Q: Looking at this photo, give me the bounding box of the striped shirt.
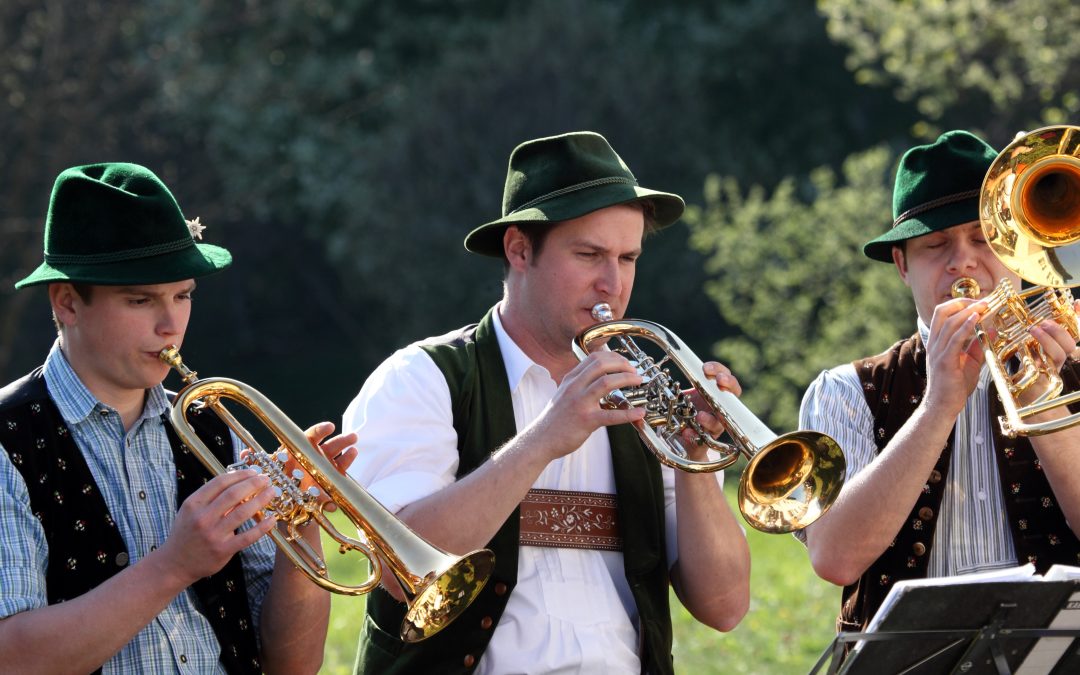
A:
[0,341,276,674]
[797,322,1017,577]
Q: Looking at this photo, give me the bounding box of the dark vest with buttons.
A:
[0,368,261,675]
[840,334,1080,633]
[354,308,674,675]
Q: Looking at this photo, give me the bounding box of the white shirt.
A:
[345,307,709,674]
[797,320,1017,577]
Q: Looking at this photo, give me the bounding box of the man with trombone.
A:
[344,131,750,674]
[0,163,356,673]
[798,129,1080,634]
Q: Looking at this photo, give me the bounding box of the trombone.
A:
[954,125,1080,437]
[159,347,495,642]
[573,304,846,534]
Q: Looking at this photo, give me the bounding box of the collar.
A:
[42,339,171,428]
[492,304,550,393]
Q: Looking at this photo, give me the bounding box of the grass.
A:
[317,483,840,674]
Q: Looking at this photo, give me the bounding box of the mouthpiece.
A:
[159,346,199,385]
[591,303,614,322]
[951,277,981,299]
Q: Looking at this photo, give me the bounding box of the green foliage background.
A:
[2,1,1079,672]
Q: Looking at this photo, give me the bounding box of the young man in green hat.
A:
[344,131,750,674]
[797,131,1080,633]
[0,163,357,673]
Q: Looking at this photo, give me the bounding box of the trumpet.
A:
[953,124,1080,437]
[159,347,494,642]
[572,304,846,533]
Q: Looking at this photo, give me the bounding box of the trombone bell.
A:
[159,347,494,642]
[573,305,846,533]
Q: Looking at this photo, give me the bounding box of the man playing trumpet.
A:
[0,163,356,673]
[798,130,1080,633]
[344,131,750,674]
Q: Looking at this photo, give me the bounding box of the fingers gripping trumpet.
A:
[572,304,846,534]
[159,347,495,642]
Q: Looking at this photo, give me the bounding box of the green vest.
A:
[355,308,674,674]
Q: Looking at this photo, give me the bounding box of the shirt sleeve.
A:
[792,363,878,544]
[0,440,50,619]
[343,344,460,515]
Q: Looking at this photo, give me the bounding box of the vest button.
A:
[115,552,129,567]
[912,542,927,556]
[480,616,493,630]
[918,507,934,521]
[493,582,508,596]
[929,470,942,484]
[179,654,188,664]
[463,654,476,667]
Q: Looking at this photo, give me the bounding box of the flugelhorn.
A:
[952,124,1080,437]
[159,347,494,642]
[572,304,846,533]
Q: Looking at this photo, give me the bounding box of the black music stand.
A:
[808,580,1080,675]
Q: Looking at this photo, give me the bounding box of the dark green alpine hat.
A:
[464,131,685,257]
[15,162,232,288]
[863,130,998,262]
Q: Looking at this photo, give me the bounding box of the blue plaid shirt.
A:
[0,342,276,674]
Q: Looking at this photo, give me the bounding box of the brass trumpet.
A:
[952,124,1080,437]
[159,347,494,642]
[572,304,846,534]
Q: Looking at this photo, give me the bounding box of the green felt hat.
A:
[863,130,998,262]
[464,131,685,256]
[15,162,232,288]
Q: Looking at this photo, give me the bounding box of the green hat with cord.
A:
[15,162,231,288]
[863,130,998,263]
[464,131,685,257]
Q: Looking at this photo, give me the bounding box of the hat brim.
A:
[863,197,980,263]
[14,243,232,288]
[464,183,685,257]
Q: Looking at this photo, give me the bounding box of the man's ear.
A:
[503,226,530,271]
[49,283,79,328]
[891,245,911,288]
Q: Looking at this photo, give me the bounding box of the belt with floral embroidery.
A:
[518,488,622,551]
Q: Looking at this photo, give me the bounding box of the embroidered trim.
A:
[519,488,622,551]
[508,177,638,215]
[892,189,979,228]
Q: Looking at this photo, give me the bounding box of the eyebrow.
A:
[571,239,643,257]
[116,282,197,297]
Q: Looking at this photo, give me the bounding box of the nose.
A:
[156,303,183,337]
[947,237,979,275]
[595,257,623,298]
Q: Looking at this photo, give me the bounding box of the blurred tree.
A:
[685,147,914,430]
[140,0,913,373]
[817,0,1080,139]
[688,0,1080,431]
[0,0,176,376]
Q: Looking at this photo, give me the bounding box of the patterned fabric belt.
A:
[518,489,622,551]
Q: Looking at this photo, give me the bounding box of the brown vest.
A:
[840,334,1080,632]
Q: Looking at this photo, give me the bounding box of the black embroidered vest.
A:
[354,308,674,675]
[0,368,261,675]
[841,335,1080,632]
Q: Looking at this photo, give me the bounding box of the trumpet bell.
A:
[982,126,1080,287]
[738,431,846,534]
